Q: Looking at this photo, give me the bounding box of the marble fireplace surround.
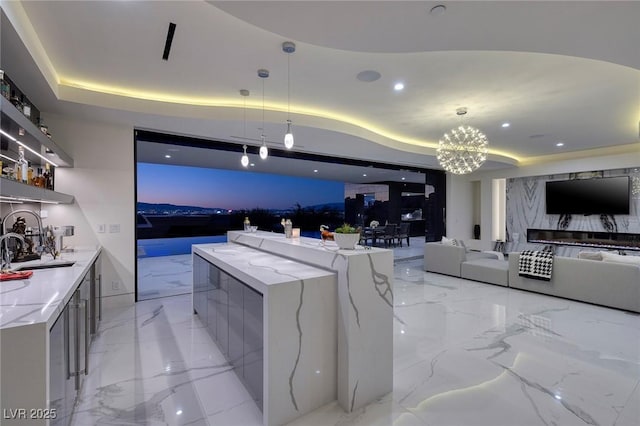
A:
[506,167,639,257]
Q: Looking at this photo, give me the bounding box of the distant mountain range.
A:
[137,201,344,214]
[137,202,227,214]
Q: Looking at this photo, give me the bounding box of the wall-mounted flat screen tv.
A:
[545,176,630,215]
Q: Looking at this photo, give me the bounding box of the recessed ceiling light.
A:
[250,163,255,167]
[176,410,183,415]
[363,173,367,177]
[356,70,381,82]
[394,82,405,91]
[401,177,406,180]
[556,142,565,147]
[501,123,510,128]
[164,154,171,158]
[313,169,318,173]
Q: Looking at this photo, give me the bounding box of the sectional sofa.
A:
[508,253,640,313]
[423,242,640,313]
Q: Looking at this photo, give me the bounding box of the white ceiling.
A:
[3,1,640,179]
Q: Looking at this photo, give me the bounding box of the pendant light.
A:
[241,144,249,168]
[239,89,250,167]
[258,69,269,160]
[282,41,296,150]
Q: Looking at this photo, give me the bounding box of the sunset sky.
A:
[137,163,345,210]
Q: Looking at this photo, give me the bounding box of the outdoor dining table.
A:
[362,226,387,246]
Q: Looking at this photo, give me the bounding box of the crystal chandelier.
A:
[437,107,489,175]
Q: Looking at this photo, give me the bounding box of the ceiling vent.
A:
[162,22,177,61]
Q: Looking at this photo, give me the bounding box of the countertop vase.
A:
[334,232,360,250]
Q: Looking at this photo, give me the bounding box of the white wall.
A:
[44,113,135,308]
[447,151,640,251]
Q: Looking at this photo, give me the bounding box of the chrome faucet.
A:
[0,232,25,271]
[1,209,45,253]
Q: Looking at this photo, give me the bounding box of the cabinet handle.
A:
[64,307,70,380]
[98,274,102,321]
[83,299,89,375]
[74,298,80,390]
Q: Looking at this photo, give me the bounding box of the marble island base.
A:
[227,230,394,413]
[192,243,337,426]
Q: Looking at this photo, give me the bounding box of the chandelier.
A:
[437,107,489,175]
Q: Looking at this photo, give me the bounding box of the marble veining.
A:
[66,256,640,426]
[501,365,599,425]
[289,281,305,412]
[367,253,393,308]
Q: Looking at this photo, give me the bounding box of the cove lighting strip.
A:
[0,195,59,204]
[0,129,59,167]
[0,153,18,163]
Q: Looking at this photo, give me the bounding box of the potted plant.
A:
[333,223,361,250]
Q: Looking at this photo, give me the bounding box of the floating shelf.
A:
[0,177,74,204]
[1,96,73,167]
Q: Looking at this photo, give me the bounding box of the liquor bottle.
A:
[21,95,31,118]
[27,162,34,185]
[244,217,251,231]
[0,70,10,100]
[17,147,28,183]
[10,90,23,112]
[44,163,53,190]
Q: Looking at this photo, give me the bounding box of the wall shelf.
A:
[1,96,73,167]
[0,177,74,204]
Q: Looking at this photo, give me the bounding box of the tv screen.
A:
[545,177,630,215]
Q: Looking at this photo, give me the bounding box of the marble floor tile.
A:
[74,255,640,426]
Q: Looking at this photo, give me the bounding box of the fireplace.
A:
[527,229,640,251]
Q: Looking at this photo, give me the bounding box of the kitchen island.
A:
[227,230,394,414]
[0,247,102,426]
[193,243,337,426]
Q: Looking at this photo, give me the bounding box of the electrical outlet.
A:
[97,224,105,233]
[111,281,120,291]
[109,224,120,233]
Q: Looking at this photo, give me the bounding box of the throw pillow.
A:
[441,236,458,246]
[600,251,640,266]
[578,251,603,261]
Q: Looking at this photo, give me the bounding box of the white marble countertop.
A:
[228,230,390,265]
[0,247,102,330]
[193,243,335,294]
[229,230,389,255]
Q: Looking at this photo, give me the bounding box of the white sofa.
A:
[424,242,500,277]
[508,253,640,313]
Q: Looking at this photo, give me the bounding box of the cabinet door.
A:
[228,276,244,378]
[192,255,207,324]
[206,263,218,340]
[65,299,77,423]
[49,310,68,426]
[216,271,229,356]
[243,285,263,410]
[76,283,89,391]
[90,258,101,335]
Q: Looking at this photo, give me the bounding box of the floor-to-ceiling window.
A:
[134,130,443,301]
